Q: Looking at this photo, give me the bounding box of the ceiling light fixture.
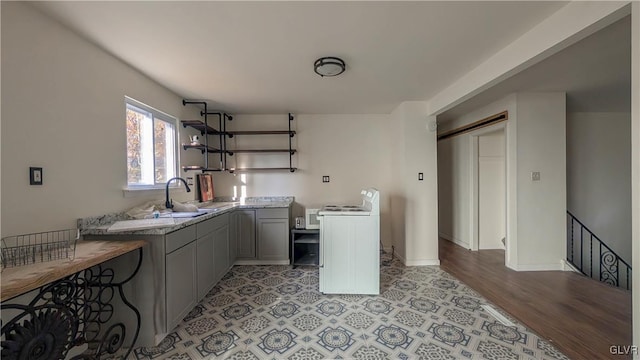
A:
[314,57,346,77]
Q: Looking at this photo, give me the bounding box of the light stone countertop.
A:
[79,197,294,236]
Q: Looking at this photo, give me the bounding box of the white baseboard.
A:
[510,263,564,271]
[439,232,471,250]
[388,251,438,266]
[561,259,580,272]
[234,259,290,266]
[405,259,441,266]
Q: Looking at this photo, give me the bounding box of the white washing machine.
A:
[318,188,380,294]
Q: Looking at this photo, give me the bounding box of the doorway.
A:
[470,125,506,251]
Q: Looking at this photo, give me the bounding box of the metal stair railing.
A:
[566,211,632,290]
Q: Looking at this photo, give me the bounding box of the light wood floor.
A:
[439,238,632,360]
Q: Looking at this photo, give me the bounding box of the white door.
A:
[478,129,506,250]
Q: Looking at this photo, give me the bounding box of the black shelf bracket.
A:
[288,113,294,171]
[202,111,233,169]
[183,101,232,171]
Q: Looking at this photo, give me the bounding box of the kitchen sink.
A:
[197,202,237,211]
[161,207,224,218]
[107,218,177,232]
[106,208,221,232]
[163,209,211,218]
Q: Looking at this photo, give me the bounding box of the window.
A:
[125,97,178,187]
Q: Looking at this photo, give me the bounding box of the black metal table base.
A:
[1,248,143,360]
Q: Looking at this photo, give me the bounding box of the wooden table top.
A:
[0,239,146,302]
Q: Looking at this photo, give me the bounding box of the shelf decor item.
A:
[198,174,214,202]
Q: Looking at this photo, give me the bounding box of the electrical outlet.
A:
[531,171,541,181]
[186,177,194,186]
[418,172,424,181]
[322,176,330,183]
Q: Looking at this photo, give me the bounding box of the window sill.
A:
[122,186,186,198]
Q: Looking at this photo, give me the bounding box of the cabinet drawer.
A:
[166,225,197,254]
[257,208,288,219]
[196,213,229,237]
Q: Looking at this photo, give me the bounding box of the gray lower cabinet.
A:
[86,206,289,345]
[257,218,289,260]
[234,210,256,259]
[256,208,290,262]
[84,210,235,346]
[213,223,230,283]
[229,214,238,264]
[196,232,215,300]
[196,213,230,298]
[166,239,197,332]
[233,208,290,262]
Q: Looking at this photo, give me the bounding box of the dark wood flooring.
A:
[439,238,632,360]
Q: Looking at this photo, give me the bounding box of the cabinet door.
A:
[196,232,215,300]
[166,241,197,331]
[213,223,230,283]
[235,210,256,259]
[257,218,289,261]
[228,213,238,265]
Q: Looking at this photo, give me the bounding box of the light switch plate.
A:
[531,171,541,181]
[322,176,330,183]
[30,167,43,185]
[418,172,424,181]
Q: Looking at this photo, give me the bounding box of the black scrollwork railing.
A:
[566,211,632,290]
[1,248,143,359]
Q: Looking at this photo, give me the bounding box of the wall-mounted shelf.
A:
[181,100,297,173]
[181,166,225,172]
[228,167,297,173]
[181,100,230,172]
[224,113,297,172]
[182,144,226,154]
[227,130,295,138]
[180,120,225,135]
[227,149,296,155]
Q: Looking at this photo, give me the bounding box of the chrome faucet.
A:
[165,177,191,209]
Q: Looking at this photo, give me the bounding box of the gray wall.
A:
[567,112,632,264]
[1,1,203,236]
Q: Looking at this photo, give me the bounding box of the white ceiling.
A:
[439,14,632,121]
[30,1,568,114]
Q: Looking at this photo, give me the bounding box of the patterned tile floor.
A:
[132,254,569,359]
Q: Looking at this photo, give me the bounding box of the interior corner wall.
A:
[389,105,407,262]
[567,112,632,264]
[630,1,639,353]
[436,134,471,248]
[390,101,439,266]
[209,114,394,250]
[515,92,567,270]
[1,2,202,236]
[0,1,3,240]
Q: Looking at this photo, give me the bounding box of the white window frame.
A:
[124,96,180,193]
